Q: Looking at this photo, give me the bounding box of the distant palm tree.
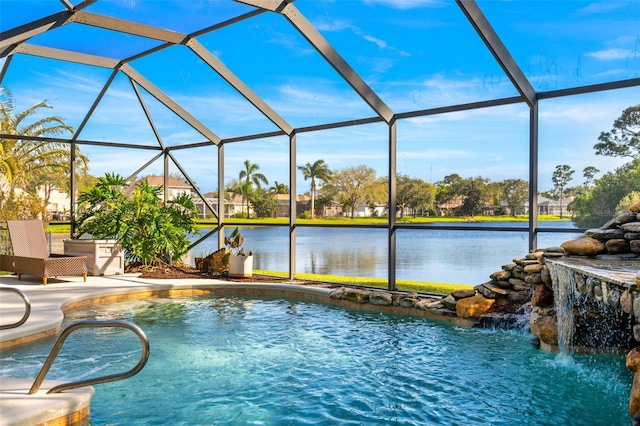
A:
[297,159,332,219]
[237,160,268,215]
[228,179,252,216]
[270,181,289,194]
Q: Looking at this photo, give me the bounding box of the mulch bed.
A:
[129,263,302,283]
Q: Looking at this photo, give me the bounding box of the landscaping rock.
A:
[456,294,495,319]
[490,270,511,281]
[441,294,457,310]
[561,237,606,256]
[529,309,558,347]
[451,289,476,300]
[531,284,553,308]
[370,291,393,305]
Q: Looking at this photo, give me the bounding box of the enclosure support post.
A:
[163,153,169,205]
[218,143,225,250]
[70,140,77,236]
[289,131,297,280]
[529,102,539,251]
[388,118,397,291]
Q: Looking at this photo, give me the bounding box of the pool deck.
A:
[0,273,333,426]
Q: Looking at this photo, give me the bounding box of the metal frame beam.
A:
[72,11,186,44]
[186,39,294,135]
[120,64,222,145]
[0,11,73,55]
[12,44,119,68]
[457,0,536,108]
[237,0,395,124]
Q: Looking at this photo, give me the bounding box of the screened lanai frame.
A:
[1,0,640,290]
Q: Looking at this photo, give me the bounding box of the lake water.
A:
[188,221,581,285]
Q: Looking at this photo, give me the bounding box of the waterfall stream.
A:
[547,262,578,354]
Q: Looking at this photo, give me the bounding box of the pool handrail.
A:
[28,320,150,395]
[0,287,31,330]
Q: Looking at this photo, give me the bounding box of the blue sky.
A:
[1,0,639,194]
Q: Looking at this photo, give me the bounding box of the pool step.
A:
[0,378,94,426]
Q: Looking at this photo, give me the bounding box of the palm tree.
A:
[228,179,253,216]
[297,159,332,219]
[270,181,289,194]
[238,160,268,215]
[0,87,87,216]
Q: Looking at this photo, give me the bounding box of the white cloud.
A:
[363,0,444,10]
[586,48,633,61]
[312,15,409,57]
[576,2,629,15]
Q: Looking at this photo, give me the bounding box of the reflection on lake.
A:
[189,221,581,285]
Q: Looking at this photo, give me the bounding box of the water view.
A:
[189,221,581,285]
[0,295,630,425]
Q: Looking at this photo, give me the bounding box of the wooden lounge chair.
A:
[0,220,87,285]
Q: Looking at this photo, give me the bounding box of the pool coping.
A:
[0,273,338,426]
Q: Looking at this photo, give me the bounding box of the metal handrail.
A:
[28,320,150,395]
[0,287,31,330]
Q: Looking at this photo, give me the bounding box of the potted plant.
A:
[224,227,253,278]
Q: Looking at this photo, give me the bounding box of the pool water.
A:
[0,295,632,425]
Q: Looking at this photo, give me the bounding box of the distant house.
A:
[346,202,387,217]
[274,194,311,218]
[321,200,343,218]
[436,196,464,216]
[193,192,241,219]
[46,188,72,220]
[532,195,575,217]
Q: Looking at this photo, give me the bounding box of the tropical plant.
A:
[270,180,289,194]
[297,159,332,219]
[74,173,199,266]
[224,227,250,257]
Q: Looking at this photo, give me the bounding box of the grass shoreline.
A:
[46,215,570,232]
[195,214,570,227]
[258,270,474,294]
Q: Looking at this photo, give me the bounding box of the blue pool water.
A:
[0,295,631,425]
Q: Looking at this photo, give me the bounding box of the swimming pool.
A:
[0,295,631,425]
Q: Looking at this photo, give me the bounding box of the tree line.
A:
[195,104,640,224]
[2,85,638,227]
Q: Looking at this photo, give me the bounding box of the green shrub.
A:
[75,173,199,266]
